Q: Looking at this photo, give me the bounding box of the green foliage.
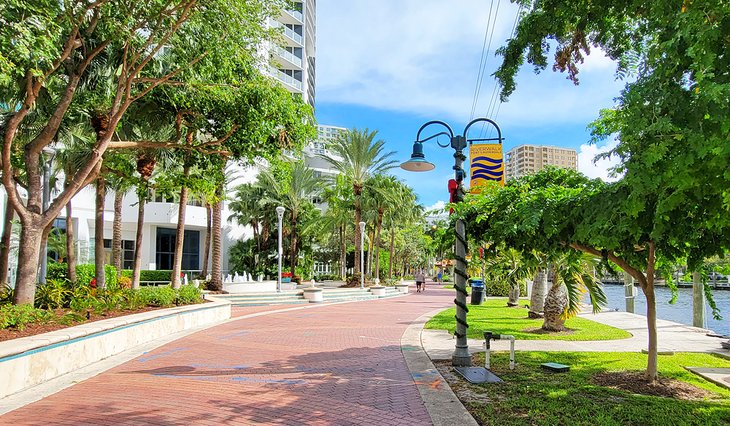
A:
[314,274,338,281]
[483,280,526,298]
[34,279,72,310]
[176,284,202,305]
[0,284,13,304]
[50,264,118,288]
[0,304,53,330]
[426,299,630,341]
[138,286,177,307]
[464,352,730,426]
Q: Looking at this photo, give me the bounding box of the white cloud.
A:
[318,0,625,127]
[426,200,446,212]
[577,139,622,182]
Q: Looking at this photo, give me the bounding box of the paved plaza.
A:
[1,282,728,425]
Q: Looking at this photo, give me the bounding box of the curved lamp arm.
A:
[416,120,455,148]
[462,117,503,144]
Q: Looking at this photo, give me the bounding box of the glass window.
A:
[156,228,200,270]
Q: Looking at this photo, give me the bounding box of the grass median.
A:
[425,298,631,340]
[442,351,730,425]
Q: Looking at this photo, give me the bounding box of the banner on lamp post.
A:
[469,143,504,192]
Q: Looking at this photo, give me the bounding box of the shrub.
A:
[0,304,53,330]
[0,284,13,304]
[140,270,173,282]
[34,279,72,309]
[484,280,527,297]
[118,276,132,289]
[138,286,176,307]
[315,274,338,281]
[176,284,202,305]
[70,296,105,316]
[64,264,118,288]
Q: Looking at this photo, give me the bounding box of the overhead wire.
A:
[469,0,501,121]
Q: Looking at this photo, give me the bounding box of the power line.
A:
[469,0,501,121]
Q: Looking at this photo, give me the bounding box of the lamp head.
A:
[276,206,285,218]
[400,142,435,172]
[359,221,365,232]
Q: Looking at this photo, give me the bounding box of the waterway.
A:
[598,284,730,336]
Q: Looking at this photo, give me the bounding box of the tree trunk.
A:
[12,223,43,305]
[542,282,568,331]
[0,199,14,285]
[692,271,705,328]
[508,282,521,307]
[201,202,212,279]
[388,228,395,279]
[209,185,223,291]
[643,243,659,382]
[94,177,106,288]
[289,216,298,275]
[374,212,383,281]
[131,189,147,289]
[339,224,346,280]
[528,268,548,318]
[112,190,124,277]
[171,167,190,289]
[366,229,374,278]
[65,200,77,283]
[354,190,362,275]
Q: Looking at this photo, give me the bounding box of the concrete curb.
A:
[401,308,478,426]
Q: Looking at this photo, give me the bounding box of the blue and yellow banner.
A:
[470,143,504,192]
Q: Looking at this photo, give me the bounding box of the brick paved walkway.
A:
[1,284,453,425]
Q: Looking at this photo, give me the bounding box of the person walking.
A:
[415,270,425,293]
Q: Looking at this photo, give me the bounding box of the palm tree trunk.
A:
[529,268,548,318]
[209,184,223,291]
[339,224,346,280]
[542,282,568,331]
[131,187,147,289]
[112,190,124,277]
[388,228,395,279]
[171,165,190,289]
[0,199,14,285]
[290,216,298,275]
[65,200,77,283]
[374,212,383,281]
[366,229,374,278]
[94,176,106,288]
[354,191,362,275]
[201,203,212,279]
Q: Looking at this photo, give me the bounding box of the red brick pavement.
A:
[1,284,454,425]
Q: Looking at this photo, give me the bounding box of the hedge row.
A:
[48,264,180,284]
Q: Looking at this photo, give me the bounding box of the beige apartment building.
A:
[504,144,578,180]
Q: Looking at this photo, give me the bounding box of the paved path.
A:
[424,306,730,360]
[0,284,461,425]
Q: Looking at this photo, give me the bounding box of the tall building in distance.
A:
[504,144,578,180]
[268,0,316,109]
[303,124,347,208]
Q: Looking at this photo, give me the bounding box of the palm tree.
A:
[542,251,607,331]
[257,161,321,275]
[384,185,422,278]
[488,248,535,307]
[321,129,397,276]
[363,175,402,282]
[320,176,354,279]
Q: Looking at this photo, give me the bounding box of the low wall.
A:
[0,298,231,399]
[223,280,277,293]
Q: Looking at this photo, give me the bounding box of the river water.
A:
[597,284,730,336]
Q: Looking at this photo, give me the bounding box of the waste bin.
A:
[469,279,485,305]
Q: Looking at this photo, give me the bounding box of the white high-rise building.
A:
[505,144,578,180]
[268,0,316,109]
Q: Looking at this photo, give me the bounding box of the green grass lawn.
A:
[426,298,632,340]
[459,351,730,426]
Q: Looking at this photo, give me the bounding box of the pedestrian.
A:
[415,270,425,293]
[437,270,443,284]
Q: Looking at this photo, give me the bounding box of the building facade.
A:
[267,0,316,109]
[504,144,578,180]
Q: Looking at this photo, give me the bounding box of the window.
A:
[155,228,200,270]
[103,239,135,269]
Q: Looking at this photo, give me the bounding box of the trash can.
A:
[469,279,485,305]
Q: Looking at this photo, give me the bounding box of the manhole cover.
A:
[454,367,502,383]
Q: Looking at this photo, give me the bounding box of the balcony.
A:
[270,20,303,46]
[281,9,304,23]
[272,46,302,68]
[269,67,303,91]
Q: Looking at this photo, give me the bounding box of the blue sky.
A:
[314,0,626,210]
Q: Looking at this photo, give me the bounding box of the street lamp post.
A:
[276,206,285,293]
[359,221,365,289]
[400,118,503,367]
